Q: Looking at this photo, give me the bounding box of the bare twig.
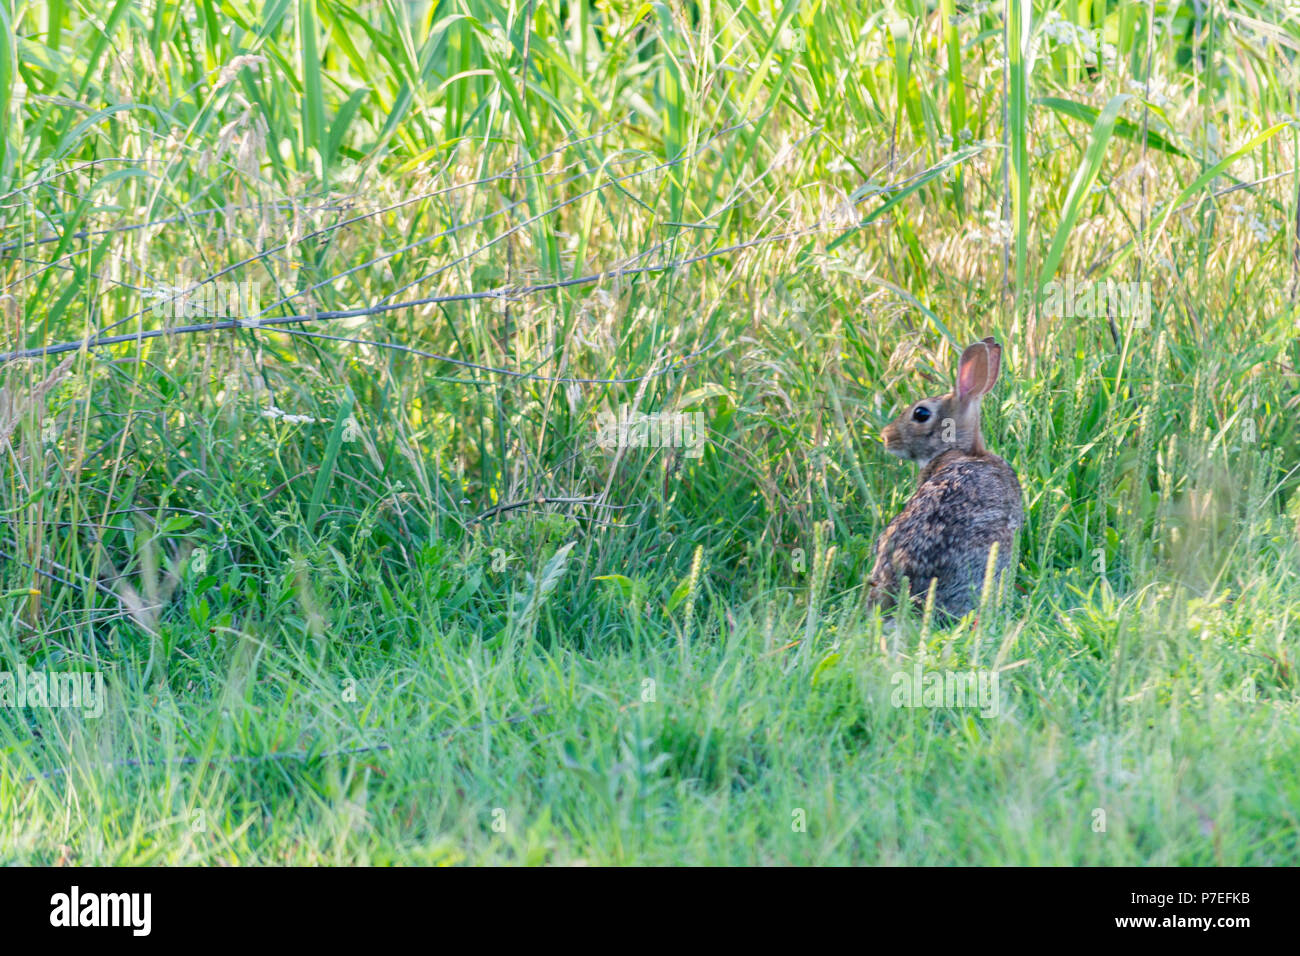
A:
[0,225,822,370]
[469,494,605,524]
[86,118,641,338]
[0,198,350,255]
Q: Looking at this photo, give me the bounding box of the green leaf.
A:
[307,388,355,533]
[1036,95,1187,158]
[594,574,636,600]
[160,514,197,534]
[1037,94,1132,294]
[811,652,842,687]
[827,143,994,252]
[448,568,482,610]
[1146,122,1290,244]
[665,575,692,614]
[676,383,730,409]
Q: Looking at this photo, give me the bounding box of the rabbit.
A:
[868,337,1023,620]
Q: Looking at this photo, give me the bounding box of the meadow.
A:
[1,0,1298,864]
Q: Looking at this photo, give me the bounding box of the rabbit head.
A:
[881,337,1002,466]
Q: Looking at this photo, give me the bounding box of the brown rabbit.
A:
[868,337,1023,620]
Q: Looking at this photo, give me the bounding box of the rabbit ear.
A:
[956,337,1001,403]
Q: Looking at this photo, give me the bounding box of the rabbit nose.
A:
[882,422,899,446]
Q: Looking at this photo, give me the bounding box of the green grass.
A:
[1,0,1298,864]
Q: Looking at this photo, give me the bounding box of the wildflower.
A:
[216,55,268,89]
[261,405,321,425]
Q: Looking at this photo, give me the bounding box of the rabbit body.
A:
[868,338,1023,619]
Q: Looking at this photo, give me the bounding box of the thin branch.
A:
[0,224,825,370]
[0,198,352,255]
[469,494,606,524]
[88,118,639,338]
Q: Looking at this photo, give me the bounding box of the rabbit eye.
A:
[911,405,931,423]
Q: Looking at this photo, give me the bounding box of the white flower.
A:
[217,55,268,89]
[1225,204,1279,245]
[967,209,1013,245]
[260,405,321,425]
[1127,76,1171,108]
